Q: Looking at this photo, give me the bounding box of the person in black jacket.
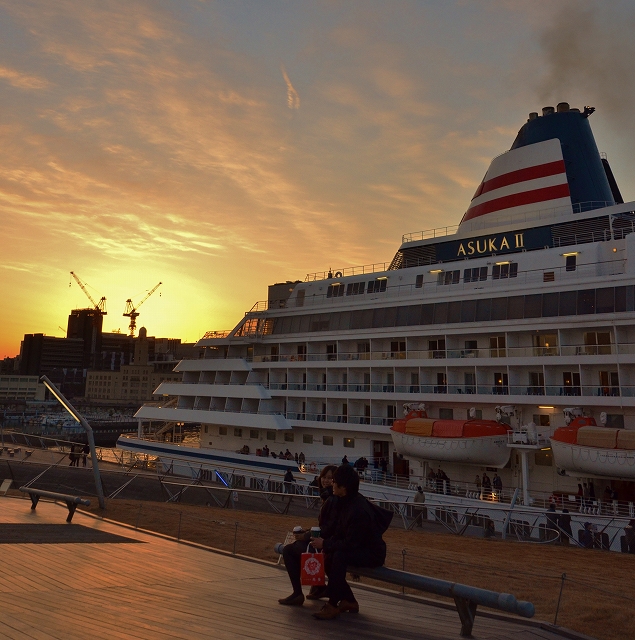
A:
[278,465,339,606]
[311,464,387,620]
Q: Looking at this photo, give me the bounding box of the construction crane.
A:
[123,282,162,337]
[69,271,107,369]
[69,271,107,316]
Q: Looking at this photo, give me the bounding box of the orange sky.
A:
[1,0,634,358]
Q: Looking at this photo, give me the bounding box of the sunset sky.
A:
[2,0,634,358]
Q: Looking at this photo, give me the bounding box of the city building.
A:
[0,375,46,401]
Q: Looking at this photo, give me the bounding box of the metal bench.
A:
[19,487,91,523]
[349,565,534,638]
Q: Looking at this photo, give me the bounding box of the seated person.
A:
[311,464,390,619]
[278,465,339,606]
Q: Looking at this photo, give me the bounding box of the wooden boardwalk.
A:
[0,496,579,640]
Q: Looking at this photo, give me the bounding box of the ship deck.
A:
[0,497,585,640]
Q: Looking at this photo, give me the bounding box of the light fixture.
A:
[40,375,105,509]
[613,248,617,253]
[561,252,579,257]
[538,406,554,409]
[429,269,443,274]
[495,261,510,265]
[376,276,388,281]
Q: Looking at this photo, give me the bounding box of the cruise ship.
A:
[119,102,635,510]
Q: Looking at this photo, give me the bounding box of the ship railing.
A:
[249,380,635,399]
[250,342,635,363]
[235,257,626,316]
[401,225,460,243]
[304,262,392,282]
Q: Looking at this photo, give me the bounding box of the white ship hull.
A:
[550,439,635,480]
[391,432,511,468]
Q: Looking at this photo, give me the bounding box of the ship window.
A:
[250,429,259,439]
[343,438,355,448]
[585,331,612,355]
[490,336,506,357]
[490,297,506,320]
[439,408,453,420]
[565,255,577,271]
[234,428,242,437]
[606,414,624,428]
[447,301,461,323]
[439,270,460,285]
[323,436,333,446]
[295,289,305,307]
[542,292,559,317]
[368,278,387,293]
[464,267,487,283]
[507,296,524,319]
[559,290,577,315]
[266,430,276,441]
[204,426,208,434]
[429,339,446,358]
[577,289,595,315]
[475,298,491,321]
[284,432,295,442]
[492,263,517,279]
[534,449,553,466]
[467,408,482,420]
[219,426,227,435]
[596,288,615,313]
[533,414,550,426]
[346,281,365,296]
[524,294,542,319]
[327,283,345,298]
[415,274,424,288]
[460,299,476,323]
[303,434,313,444]
[433,302,448,324]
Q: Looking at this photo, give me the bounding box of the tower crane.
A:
[69,271,107,316]
[123,282,162,337]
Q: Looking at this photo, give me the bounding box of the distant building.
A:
[84,328,190,402]
[67,308,103,369]
[19,334,84,376]
[0,375,46,401]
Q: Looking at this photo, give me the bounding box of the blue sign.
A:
[435,225,553,262]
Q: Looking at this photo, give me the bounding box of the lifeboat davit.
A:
[550,418,635,479]
[390,415,511,467]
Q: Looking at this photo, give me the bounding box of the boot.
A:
[278,593,304,606]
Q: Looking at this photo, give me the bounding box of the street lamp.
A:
[40,375,105,509]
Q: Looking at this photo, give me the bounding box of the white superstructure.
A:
[119,103,635,507]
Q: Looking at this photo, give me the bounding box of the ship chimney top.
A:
[542,106,555,116]
[528,112,538,121]
[557,102,570,112]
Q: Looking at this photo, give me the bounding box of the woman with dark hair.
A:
[311,464,389,619]
[278,464,339,606]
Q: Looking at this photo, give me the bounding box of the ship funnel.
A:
[528,112,538,120]
[556,102,570,112]
[542,106,555,116]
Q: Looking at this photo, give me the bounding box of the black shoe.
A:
[278,593,304,606]
[306,586,328,600]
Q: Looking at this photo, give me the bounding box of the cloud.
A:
[0,66,48,89]
[281,65,300,109]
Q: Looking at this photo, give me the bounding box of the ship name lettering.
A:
[488,238,497,252]
[515,233,524,248]
[500,236,510,250]
[458,243,466,256]
[476,239,487,253]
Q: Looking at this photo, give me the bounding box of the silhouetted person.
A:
[82,444,89,467]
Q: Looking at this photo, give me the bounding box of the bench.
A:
[19,487,91,523]
[347,565,533,638]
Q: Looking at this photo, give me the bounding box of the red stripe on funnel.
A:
[476,160,566,198]
[463,183,571,222]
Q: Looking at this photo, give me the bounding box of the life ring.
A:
[309,462,318,473]
[334,271,343,278]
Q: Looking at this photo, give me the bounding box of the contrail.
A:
[281,65,300,109]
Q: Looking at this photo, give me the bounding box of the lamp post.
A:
[40,375,105,509]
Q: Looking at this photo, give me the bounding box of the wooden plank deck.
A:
[0,496,577,640]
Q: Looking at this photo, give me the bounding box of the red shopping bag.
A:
[300,546,325,586]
